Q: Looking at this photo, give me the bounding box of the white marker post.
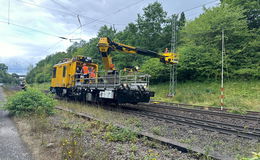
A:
[220,29,225,110]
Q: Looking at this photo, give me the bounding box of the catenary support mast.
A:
[168,15,178,97]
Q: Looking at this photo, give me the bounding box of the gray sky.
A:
[0,0,219,74]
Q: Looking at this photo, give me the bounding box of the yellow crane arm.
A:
[97,37,178,71]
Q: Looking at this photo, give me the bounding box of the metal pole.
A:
[8,0,10,24]
[168,15,177,97]
[220,29,225,110]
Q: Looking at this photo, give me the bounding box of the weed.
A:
[61,124,85,160]
[82,142,110,160]
[130,143,138,153]
[240,152,260,160]
[172,129,178,136]
[144,139,159,148]
[202,145,214,160]
[179,136,197,144]
[129,152,137,160]
[226,98,251,114]
[103,124,137,142]
[29,113,51,133]
[143,149,159,160]
[116,144,124,155]
[151,126,164,136]
[87,121,103,130]
[126,117,142,128]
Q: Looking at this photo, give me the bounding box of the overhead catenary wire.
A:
[0,19,68,39]
[177,0,219,14]
[46,0,220,53]
[44,0,148,53]
[50,0,78,15]
[4,0,221,68]
[15,0,124,26]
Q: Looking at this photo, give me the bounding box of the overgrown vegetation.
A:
[0,63,19,84]
[61,124,85,160]
[26,0,260,83]
[241,152,260,160]
[103,124,137,142]
[4,88,56,116]
[150,81,260,111]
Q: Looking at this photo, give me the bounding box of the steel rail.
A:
[150,100,260,117]
[139,103,260,121]
[55,106,232,160]
[123,106,260,140]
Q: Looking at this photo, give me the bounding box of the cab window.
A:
[63,66,66,77]
[52,67,56,78]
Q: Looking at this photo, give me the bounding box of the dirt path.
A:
[0,87,32,160]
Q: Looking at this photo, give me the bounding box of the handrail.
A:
[74,71,150,89]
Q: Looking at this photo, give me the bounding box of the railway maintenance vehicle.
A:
[50,37,178,104]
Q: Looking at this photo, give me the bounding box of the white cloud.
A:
[0,0,219,74]
[1,42,26,57]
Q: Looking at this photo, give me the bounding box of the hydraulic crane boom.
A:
[97,37,178,71]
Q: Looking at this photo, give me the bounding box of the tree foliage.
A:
[26,2,259,84]
[0,63,19,84]
[179,4,255,80]
[222,0,260,29]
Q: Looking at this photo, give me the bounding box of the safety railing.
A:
[74,70,150,89]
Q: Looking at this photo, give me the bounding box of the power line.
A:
[177,0,219,14]
[80,0,147,28]
[15,0,119,26]
[46,0,219,55]
[16,0,75,16]
[50,0,78,15]
[0,19,68,39]
[45,0,147,53]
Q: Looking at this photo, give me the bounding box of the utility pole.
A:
[168,15,177,97]
[220,28,225,110]
[8,0,10,24]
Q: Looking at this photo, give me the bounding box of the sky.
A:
[0,0,220,75]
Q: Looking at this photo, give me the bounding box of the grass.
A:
[150,80,260,111]
[29,83,50,91]
[27,80,260,112]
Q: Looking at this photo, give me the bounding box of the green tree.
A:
[97,25,116,39]
[137,2,167,51]
[0,63,8,72]
[178,12,186,30]
[222,0,260,29]
[141,58,170,82]
[178,4,256,80]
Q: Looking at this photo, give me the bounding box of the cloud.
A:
[0,0,219,74]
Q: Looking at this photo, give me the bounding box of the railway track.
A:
[122,106,260,140]
[52,92,260,140]
[55,106,231,160]
[150,100,260,117]
[140,103,260,121]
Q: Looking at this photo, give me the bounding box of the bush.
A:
[4,88,56,116]
[103,124,137,142]
[141,58,170,83]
